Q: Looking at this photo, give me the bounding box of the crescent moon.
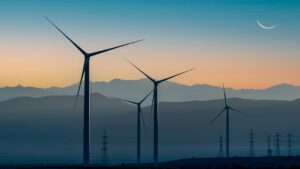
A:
[257,20,277,30]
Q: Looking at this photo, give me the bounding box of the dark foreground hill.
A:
[0,94,300,163]
[161,156,300,168]
[2,157,300,169]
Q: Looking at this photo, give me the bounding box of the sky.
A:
[0,0,300,89]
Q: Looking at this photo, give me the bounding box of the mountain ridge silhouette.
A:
[0,79,300,103]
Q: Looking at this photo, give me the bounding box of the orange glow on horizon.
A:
[1,30,300,90]
[1,47,300,90]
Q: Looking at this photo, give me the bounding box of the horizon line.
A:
[0,78,297,91]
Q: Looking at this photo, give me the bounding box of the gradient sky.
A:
[0,0,300,89]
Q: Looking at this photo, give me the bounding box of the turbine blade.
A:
[158,68,195,83]
[140,90,153,104]
[210,107,226,125]
[140,109,148,135]
[89,39,144,57]
[120,98,138,105]
[229,107,243,113]
[125,58,155,82]
[45,16,87,56]
[73,59,88,110]
[149,94,155,124]
[222,83,228,106]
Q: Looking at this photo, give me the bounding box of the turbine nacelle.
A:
[45,16,143,109]
[46,16,143,165]
[45,16,144,61]
[124,58,194,164]
[119,90,152,106]
[87,39,144,58]
[210,85,243,124]
[210,84,244,158]
[71,38,144,58]
[125,58,195,85]
[117,90,153,136]
[156,68,195,84]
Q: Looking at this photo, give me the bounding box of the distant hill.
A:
[1,79,300,102]
[0,94,299,164]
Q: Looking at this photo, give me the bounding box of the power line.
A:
[287,132,294,157]
[274,130,281,157]
[267,134,272,157]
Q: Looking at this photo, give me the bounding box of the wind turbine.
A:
[118,90,152,164]
[210,84,243,158]
[125,59,194,164]
[45,17,143,165]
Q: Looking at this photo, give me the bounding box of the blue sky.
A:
[0,0,299,88]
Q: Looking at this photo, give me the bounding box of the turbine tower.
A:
[210,84,243,158]
[249,129,254,157]
[218,134,224,158]
[125,59,194,164]
[45,17,143,165]
[119,90,152,164]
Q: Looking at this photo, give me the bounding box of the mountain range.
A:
[0,93,299,164]
[1,79,300,103]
